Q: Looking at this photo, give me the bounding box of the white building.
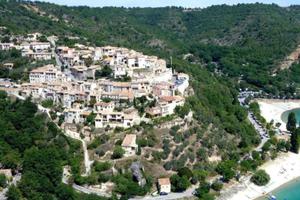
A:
[158,96,185,116]
[30,42,51,51]
[158,178,171,194]
[19,42,31,50]
[112,65,127,78]
[64,108,81,124]
[29,65,65,83]
[147,96,185,117]
[121,134,137,157]
[152,82,175,97]
[64,108,91,124]
[26,32,42,41]
[0,43,14,50]
[23,50,53,60]
[3,63,14,70]
[93,47,103,61]
[70,65,100,81]
[94,101,115,112]
[94,109,139,129]
[174,73,189,95]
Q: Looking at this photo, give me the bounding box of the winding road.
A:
[64,129,94,176]
[238,91,269,151]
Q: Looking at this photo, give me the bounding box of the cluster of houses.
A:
[0,33,179,196]
[0,32,53,60]
[14,45,189,130]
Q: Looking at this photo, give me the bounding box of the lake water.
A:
[257,177,300,200]
[281,108,300,125]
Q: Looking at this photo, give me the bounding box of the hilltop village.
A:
[0,32,194,197]
[0,33,189,130]
[4,2,300,200]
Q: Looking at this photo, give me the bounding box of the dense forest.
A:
[1,0,300,199]
[0,91,109,199]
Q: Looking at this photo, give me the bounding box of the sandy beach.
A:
[217,152,300,200]
[256,99,300,131]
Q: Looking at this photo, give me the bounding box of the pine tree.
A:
[287,112,297,132]
[291,128,300,154]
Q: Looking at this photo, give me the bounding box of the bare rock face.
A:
[130,161,146,187]
[274,45,300,75]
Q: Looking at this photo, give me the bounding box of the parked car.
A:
[160,192,168,196]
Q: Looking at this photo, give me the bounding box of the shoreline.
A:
[217,152,300,200]
[254,177,300,200]
[256,99,300,131]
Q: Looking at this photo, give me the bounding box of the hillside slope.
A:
[1,1,300,199]
[2,2,300,94]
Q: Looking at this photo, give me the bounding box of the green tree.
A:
[111,146,125,159]
[86,112,96,125]
[55,184,76,200]
[250,170,270,186]
[211,181,223,191]
[113,173,150,197]
[175,104,190,118]
[262,141,271,152]
[198,193,215,200]
[84,57,93,67]
[41,99,54,108]
[0,174,7,188]
[195,182,215,199]
[94,161,112,172]
[170,174,191,192]
[291,128,300,154]
[95,66,113,79]
[89,98,96,107]
[287,112,297,132]
[216,161,236,182]
[177,167,193,179]
[6,185,23,200]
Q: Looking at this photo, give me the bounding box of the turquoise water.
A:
[281,108,300,125]
[273,178,300,200]
[258,178,300,200]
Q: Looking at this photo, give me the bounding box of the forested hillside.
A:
[0,91,108,199]
[2,1,300,95]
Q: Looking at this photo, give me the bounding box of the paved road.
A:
[247,112,269,151]
[65,129,93,176]
[130,185,198,200]
[72,184,111,197]
[54,50,62,68]
[238,91,269,151]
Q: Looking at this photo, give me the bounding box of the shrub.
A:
[41,99,53,108]
[195,182,211,198]
[0,174,7,188]
[250,170,270,186]
[111,146,125,159]
[95,148,105,157]
[98,173,110,183]
[94,161,112,172]
[177,167,193,179]
[216,160,236,182]
[211,181,223,191]
[170,174,191,192]
[163,161,172,171]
